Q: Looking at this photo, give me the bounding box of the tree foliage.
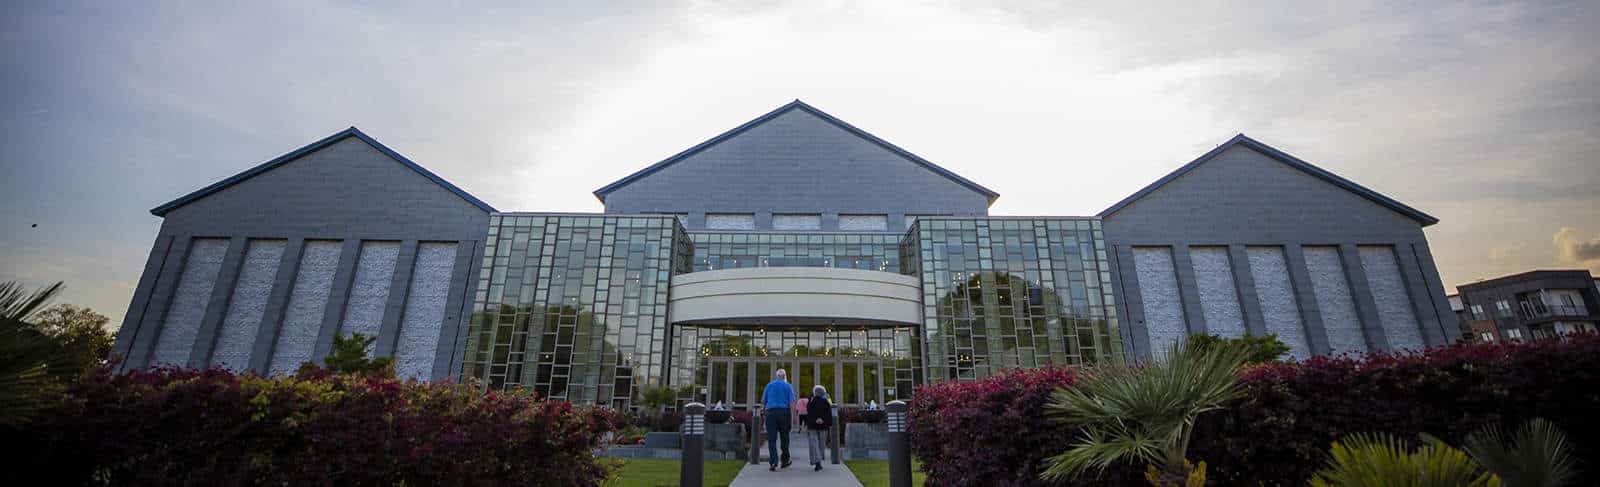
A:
[0,281,68,427]
[31,304,114,372]
[1310,433,1498,487]
[1186,333,1292,364]
[301,333,393,378]
[1461,418,1577,487]
[1041,337,1253,486]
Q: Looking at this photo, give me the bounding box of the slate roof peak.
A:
[150,127,496,216]
[592,99,1001,205]
[1098,133,1438,226]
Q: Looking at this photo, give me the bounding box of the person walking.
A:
[804,385,833,471]
[760,369,796,471]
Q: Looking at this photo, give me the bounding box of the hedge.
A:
[7,366,617,486]
[909,334,1600,486]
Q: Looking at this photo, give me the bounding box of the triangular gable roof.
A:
[1098,134,1438,226]
[150,127,496,216]
[592,99,1000,205]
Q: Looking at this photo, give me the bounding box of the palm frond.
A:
[0,281,68,427]
[1311,432,1499,487]
[1041,335,1252,481]
[1462,418,1576,487]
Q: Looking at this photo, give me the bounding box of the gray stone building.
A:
[110,128,492,381]
[111,100,1458,409]
[1099,135,1457,359]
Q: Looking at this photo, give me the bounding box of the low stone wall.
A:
[845,422,888,459]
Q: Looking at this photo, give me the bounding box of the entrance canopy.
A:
[667,267,922,326]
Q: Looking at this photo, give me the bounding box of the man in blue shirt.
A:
[760,368,796,470]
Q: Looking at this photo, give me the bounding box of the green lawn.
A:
[604,458,746,487]
[845,459,926,487]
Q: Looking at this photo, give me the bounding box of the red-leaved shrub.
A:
[910,334,1600,486]
[8,365,617,486]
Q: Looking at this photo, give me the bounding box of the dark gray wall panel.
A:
[211,239,286,371]
[151,238,228,366]
[602,109,990,228]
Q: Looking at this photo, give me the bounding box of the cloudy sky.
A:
[3,1,1597,325]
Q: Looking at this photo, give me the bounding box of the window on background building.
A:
[1495,300,1513,318]
[1478,331,1495,342]
[772,214,821,231]
[705,213,755,230]
[1504,328,1523,341]
[1470,304,1486,320]
[839,214,887,231]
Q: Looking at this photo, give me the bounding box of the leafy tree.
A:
[1041,337,1253,486]
[635,385,693,414]
[0,281,67,427]
[31,304,114,372]
[301,333,393,377]
[1187,333,1292,364]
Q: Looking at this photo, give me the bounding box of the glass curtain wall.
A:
[905,217,1123,382]
[670,324,921,407]
[689,232,902,272]
[463,214,692,408]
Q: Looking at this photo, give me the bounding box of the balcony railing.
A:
[1519,304,1590,320]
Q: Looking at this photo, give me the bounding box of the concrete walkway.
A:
[730,431,861,487]
[729,461,861,487]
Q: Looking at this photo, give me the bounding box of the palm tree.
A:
[1309,419,1575,487]
[1310,433,1498,487]
[0,280,67,427]
[1461,419,1576,487]
[1040,336,1253,486]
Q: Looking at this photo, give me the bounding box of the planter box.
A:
[706,410,731,424]
[706,423,748,460]
[853,410,886,423]
[845,422,888,450]
[643,432,681,449]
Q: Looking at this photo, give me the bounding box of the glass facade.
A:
[465,214,1122,409]
[462,214,692,408]
[906,217,1123,382]
[669,324,921,408]
[689,232,902,272]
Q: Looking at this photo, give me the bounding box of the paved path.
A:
[729,461,861,487]
[730,431,861,487]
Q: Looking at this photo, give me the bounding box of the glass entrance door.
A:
[733,357,883,408]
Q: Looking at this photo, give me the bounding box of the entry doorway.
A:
[703,356,886,410]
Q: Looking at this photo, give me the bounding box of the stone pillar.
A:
[681,403,705,487]
[887,401,911,487]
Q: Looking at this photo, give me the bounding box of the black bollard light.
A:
[749,406,763,465]
[681,402,706,487]
[830,405,842,465]
[887,400,911,487]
